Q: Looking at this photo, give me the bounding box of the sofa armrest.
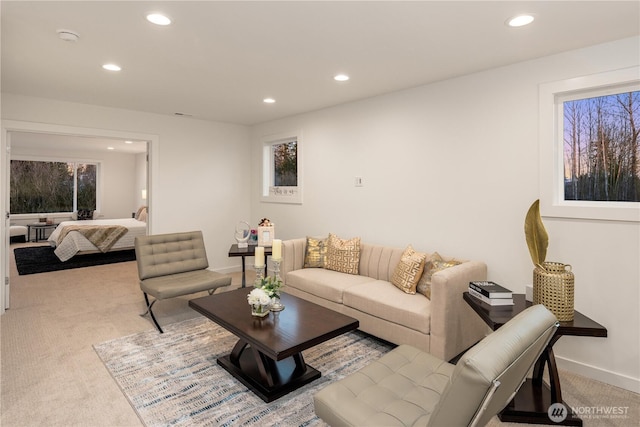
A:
[282,238,307,283]
[429,260,488,361]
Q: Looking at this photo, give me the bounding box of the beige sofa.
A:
[281,238,487,361]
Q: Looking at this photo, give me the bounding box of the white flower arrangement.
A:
[247,288,271,306]
[259,275,283,299]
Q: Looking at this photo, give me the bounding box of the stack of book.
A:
[468,281,514,306]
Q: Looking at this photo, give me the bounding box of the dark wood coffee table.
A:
[189,288,359,402]
[464,293,607,426]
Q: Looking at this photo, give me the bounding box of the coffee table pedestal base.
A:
[218,340,320,402]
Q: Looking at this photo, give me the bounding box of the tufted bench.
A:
[10,225,28,243]
[134,230,232,332]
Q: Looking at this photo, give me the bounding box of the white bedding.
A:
[48,218,147,262]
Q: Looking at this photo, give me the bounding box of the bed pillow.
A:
[304,236,328,268]
[416,252,462,299]
[136,207,148,222]
[391,245,427,294]
[76,209,94,221]
[325,233,360,275]
[137,206,148,222]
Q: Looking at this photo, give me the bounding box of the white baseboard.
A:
[556,356,640,394]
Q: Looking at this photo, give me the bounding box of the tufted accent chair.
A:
[134,230,231,332]
[314,304,558,426]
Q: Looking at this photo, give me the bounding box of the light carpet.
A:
[94,317,394,427]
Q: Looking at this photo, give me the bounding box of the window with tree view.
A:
[272,140,297,187]
[10,160,97,214]
[563,90,639,202]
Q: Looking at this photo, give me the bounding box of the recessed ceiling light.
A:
[102,63,122,71]
[107,147,115,150]
[125,140,133,144]
[263,98,276,104]
[146,13,171,26]
[334,74,350,82]
[56,29,80,42]
[507,14,534,27]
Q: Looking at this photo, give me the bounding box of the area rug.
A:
[13,245,136,275]
[94,317,394,427]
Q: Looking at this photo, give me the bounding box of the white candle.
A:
[272,239,282,261]
[255,246,265,267]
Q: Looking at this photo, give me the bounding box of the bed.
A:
[48,217,148,262]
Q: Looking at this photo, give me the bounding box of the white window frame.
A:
[539,66,640,222]
[261,131,303,204]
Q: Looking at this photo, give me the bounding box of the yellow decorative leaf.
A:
[524,200,548,267]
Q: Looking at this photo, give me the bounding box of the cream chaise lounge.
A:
[314,304,559,427]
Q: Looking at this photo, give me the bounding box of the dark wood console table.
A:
[463,293,607,426]
[228,244,271,288]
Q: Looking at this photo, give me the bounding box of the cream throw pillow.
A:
[325,233,361,275]
[416,252,462,299]
[391,245,427,294]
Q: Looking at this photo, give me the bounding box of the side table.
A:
[228,244,272,288]
[28,223,57,242]
[463,293,607,426]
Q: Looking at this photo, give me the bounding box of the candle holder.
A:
[254,266,264,287]
[271,259,282,282]
[269,259,284,311]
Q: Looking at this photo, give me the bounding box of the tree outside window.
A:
[10,160,97,214]
[563,91,639,202]
[272,140,297,187]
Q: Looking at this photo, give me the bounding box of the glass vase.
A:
[251,303,270,318]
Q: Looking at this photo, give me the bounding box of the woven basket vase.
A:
[533,262,575,321]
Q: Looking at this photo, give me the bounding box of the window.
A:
[10,159,98,214]
[562,91,639,202]
[261,131,302,204]
[539,67,640,222]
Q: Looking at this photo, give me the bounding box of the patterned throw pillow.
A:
[416,252,462,299]
[77,209,94,221]
[325,233,361,275]
[391,245,427,294]
[304,236,328,268]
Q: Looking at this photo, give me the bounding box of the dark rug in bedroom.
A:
[14,246,136,275]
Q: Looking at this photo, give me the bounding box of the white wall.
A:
[10,144,140,220]
[250,36,640,392]
[1,94,251,276]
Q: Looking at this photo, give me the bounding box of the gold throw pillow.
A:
[304,236,328,268]
[416,252,462,299]
[325,233,361,275]
[391,245,427,294]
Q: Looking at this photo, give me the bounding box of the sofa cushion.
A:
[286,268,375,303]
[304,236,328,268]
[326,233,361,275]
[417,252,462,299]
[391,245,427,294]
[344,281,431,334]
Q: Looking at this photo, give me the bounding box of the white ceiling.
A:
[2,1,639,128]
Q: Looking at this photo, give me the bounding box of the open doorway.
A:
[1,121,158,312]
